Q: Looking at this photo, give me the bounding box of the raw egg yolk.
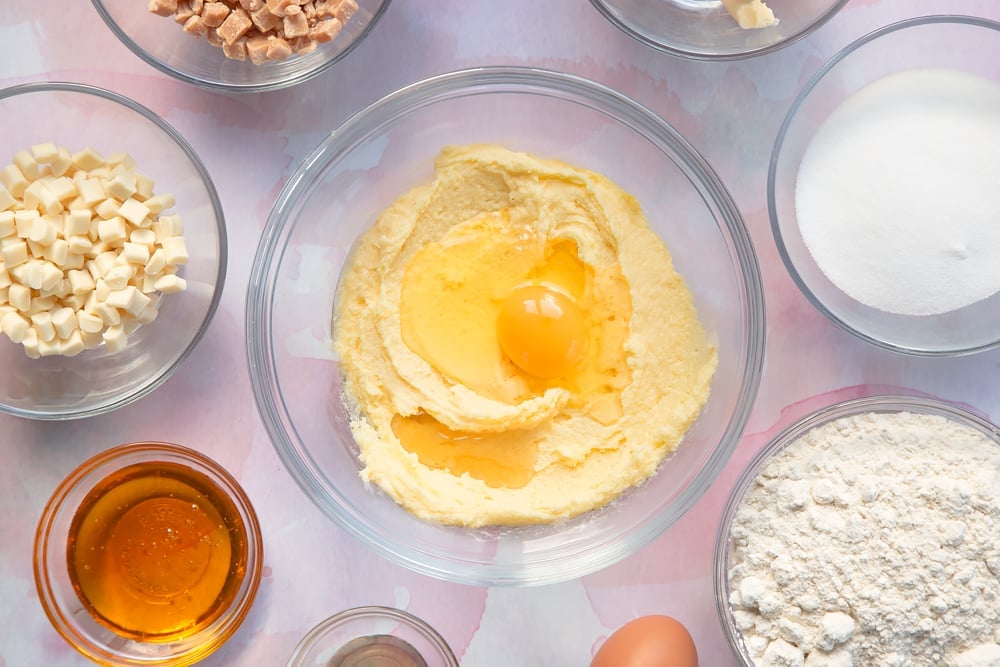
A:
[496,284,587,379]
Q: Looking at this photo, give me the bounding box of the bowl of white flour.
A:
[714,395,1000,667]
[768,16,1000,355]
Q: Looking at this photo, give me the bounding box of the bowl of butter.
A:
[589,0,847,59]
[246,67,765,585]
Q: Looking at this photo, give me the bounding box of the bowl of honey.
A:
[33,442,262,666]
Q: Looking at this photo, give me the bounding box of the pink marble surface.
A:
[2,1,1000,665]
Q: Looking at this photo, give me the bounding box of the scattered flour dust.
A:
[794,68,1000,316]
[727,411,1000,667]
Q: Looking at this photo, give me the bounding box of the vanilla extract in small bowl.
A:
[35,442,262,666]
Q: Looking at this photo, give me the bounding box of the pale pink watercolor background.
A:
[2,1,1000,665]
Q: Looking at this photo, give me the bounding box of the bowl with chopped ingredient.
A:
[0,82,225,419]
[769,16,1000,355]
[714,395,1000,667]
[246,67,765,585]
[588,0,847,59]
[92,0,392,92]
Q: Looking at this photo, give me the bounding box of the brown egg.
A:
[590,615,698,667]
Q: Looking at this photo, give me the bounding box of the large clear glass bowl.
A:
[713,394,1000,665]
[589,0,847,60]
[246,67,765,586]
[769,16,1000,355]
[91,0,392,92]
[0,82,226,420]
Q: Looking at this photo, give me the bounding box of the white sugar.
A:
[795,68,1000,316]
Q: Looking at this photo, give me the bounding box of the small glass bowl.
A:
[769,16,1000,355]
[246,66,765,586]
[34,442,263,667]
[288,606,459,667]
[0,82,226,419]
[91,0,392,92]
[713,395,1000,665]
[589,0,847,60]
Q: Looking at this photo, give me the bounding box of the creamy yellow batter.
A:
[333,145,716,527]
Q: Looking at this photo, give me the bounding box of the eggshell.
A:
[590,615,698,667]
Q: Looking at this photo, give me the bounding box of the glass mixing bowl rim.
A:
[247,65,765,586]
[766,14,1000,357]
[286,605,459,667]
[90,0,395,93]
[711,393,1000,664]
[0,81,228,421]
[587,0,850,61]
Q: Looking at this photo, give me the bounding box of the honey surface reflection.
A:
[66,461,248,641]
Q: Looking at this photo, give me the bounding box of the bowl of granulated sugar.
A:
[769,16,1000,355]
[714,395,1000,666]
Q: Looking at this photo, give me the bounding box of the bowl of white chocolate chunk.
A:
[715,395,1000,667]
[0,82,225,420]
[589,0,847,59]
[92,0,392,92]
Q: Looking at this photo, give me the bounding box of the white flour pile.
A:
[795,68,1000,316]
[727,410,1000,667]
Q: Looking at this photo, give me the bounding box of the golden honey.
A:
[66,460,249,642]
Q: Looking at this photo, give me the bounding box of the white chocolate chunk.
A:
[13,150,41,181]
[0,185,15,212]
[31,142,60,164]
[94,199,120,220]
[51,307,77,339]
[80,329,103,350]
[0,211,14,237]
[14,211,36,237]
[8,282,30,311]
[29,217,58,246]
[47,176,77,202]
[0,265,10,289]
[106,285,152,316]
[161,236,189,265]
[122,241,151,266]
[153,273,187,294]
[134,173,155,200]
[51,148,72,177]
[30,312,56,342]
[103,324,127,353]
[106,152,135,170]
[2,241,29,269]
[44,238,69,267]
[97,216,127,243]
[95,278,111,302]
[144,193,175,215]
[61,329,84,356]
[1,311,29,342]
[152,214,182,241]
[130,228,156,248]
[104,264,134,291]
[77,310,104,333]
[94,302,120,326]
[77,179,105,206]
[104,171,136,201]
[64,209,91,237]
[1,164,28,198]
[38,336,62,357]
[40,262,63,291]
[68,269,95,295]
[118,198,150,226]
[71,147,105,172]
[67,235,92,255]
